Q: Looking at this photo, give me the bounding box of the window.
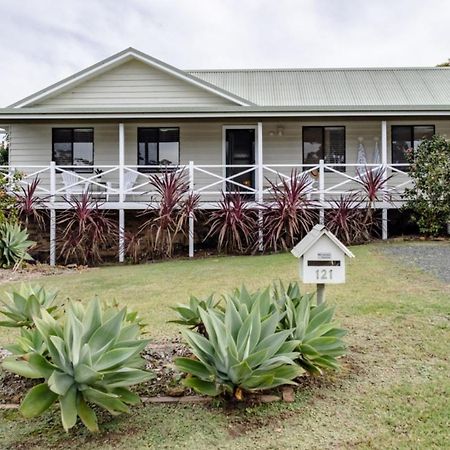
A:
[392,125,435,166]
[138,127,179,170]
[52,128,94,171]
[303,126,346,171]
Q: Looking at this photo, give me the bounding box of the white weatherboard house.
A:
[1,47,450,262]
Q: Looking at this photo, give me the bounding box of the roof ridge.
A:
[187,66,449,73]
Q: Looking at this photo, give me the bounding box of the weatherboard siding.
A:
[8,119,450,198]
[34,60,235,108]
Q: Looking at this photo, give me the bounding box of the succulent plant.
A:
[2,299,154,432]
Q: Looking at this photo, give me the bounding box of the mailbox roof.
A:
[291,225,355,259]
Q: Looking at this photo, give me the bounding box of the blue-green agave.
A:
[2,299,154,432]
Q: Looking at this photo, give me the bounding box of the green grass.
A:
[0,243,449,449]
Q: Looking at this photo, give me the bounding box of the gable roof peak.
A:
[9,47,253,108]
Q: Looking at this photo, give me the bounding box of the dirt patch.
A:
[0,263,91,286]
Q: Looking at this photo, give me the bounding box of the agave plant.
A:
[175,297,303,399]
[279,294,347,375]
[205,192,258,254]
[0,222,34,268]
[169,294,221,336]
[2,299,154,432]
[261,170,316,252]
[0,285,59,328]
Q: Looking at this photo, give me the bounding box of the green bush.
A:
[0,223,34,268]
[0,285,59,328]
[175,290,303,399]
[2,298,154,432]
[403,135,450,236]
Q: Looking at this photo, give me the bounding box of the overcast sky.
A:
[0,0,449,107]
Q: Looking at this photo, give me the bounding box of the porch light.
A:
[277,126,284,137]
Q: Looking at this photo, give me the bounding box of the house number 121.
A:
[315,269,333,280]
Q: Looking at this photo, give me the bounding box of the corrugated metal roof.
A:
[187,68,450,107]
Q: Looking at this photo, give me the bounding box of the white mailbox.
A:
[291,224,354,284]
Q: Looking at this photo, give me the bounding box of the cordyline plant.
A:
[355,166,393,239]
[57,193,118,265]
[141,169,200,258]
[2,298,154,432]
[403,135,450,236]
[326,194,370,245]
[205,192,258,254]
[14,178,48,229]
[261,170,316,252]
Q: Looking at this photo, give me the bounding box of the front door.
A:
[225,128,255,195]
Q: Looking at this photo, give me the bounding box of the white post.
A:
[381,120,388,240]
[49,161,56,266]
[319,159,325,225]
[188,161,195,258]
[257,122,264,251]
[317,283,325,305]
[118,123,125,262]
[119,209,125,263]
[119,123,125,203]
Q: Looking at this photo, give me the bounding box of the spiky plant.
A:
[0,222,34,268]
[169,294,221,336]
[14,178,48,229]
[261,170,316,252]
[2,299,154,432]
[175,294,303,399]
[326,194,370,245]
[141,170,200,258]
[0,285,59,328]
[57,193,118,265]
[278,294,347,375]
[205,192,258,254]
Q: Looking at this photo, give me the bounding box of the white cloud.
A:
[0,0,449,106]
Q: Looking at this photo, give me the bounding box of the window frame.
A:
[302,126,346,172]
[52,127,94,173]
[137,127,180,172]
[391,124,435,166]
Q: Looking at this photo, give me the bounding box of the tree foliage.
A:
[403,135,450,236]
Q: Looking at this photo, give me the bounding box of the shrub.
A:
[169,294,221,336]
[403,135,450,236]
[14,178,48,229]
[141,170,200,258]
[57,193,118,265]
[205,192,258,254]
[0,172,19,225]
[261,171,316,252]
[175,290,303,399]
[326,194,369,245]
[0,222,34,268]
[0,285,59,328]
[2,298,154,432]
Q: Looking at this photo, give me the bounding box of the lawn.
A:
[0,243,449,449]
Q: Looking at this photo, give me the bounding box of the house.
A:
[1,47,450,263]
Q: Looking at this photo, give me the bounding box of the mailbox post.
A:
[291,224,355,304]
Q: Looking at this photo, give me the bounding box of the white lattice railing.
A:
[0,160,411,207]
